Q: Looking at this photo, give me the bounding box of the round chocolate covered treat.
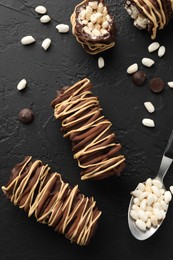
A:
[150,77,165,93]
[70,0,116,54]
[132,70,146,86]
[19,108,34,124]
[125,0,173,39]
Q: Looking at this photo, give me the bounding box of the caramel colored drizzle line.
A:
[70,0,115,54]
[132,0,166,39]
[170,0,173,12]
[2,156,101,246]
[53,78,125,180]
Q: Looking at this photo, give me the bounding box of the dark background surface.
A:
[1,0,173,259]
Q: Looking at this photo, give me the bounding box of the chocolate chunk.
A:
[19,108,34,124]
[150,77,165,93]
[132,70,146,86]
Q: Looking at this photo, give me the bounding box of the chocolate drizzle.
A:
[51,78,125,181]
[1,156,101,246]
[70,0,116,54]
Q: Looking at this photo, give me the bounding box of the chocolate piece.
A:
[70,0,116,54]
[150,77,165,93]
[125,0,173,39]
[132,70,146,86]
[19,108,34,124]
[51,78,125,181]
[1,156,101,246]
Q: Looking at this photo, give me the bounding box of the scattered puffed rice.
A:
[98,57,105,69]
[142,58,155,67]
[130,178,172,232]
[56,24,70,33]
[142,118,155,128]
[164,191,172,203]
[127,63,138,74]
[148,42,160,53]
[144,101,155,113]
[17,79,27,91]
[40,15,51,23]
[42,38,51,51]
[158,46,166,58]
[21,36,35,45]
[169,186,173,194]
[35,6,47,14]
[168,82,173,88]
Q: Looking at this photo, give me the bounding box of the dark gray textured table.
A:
[1,1,173,259]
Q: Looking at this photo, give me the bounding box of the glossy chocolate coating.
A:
[1,156,101,246]
[150,77,165,93]
[19,108,34,124]
[71,0,116,54]
[132,70,146,86]
[51,78,125,180]
[126,0,173,39]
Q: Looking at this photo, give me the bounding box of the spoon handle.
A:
[157,130,173,181]
[165,130,173,159]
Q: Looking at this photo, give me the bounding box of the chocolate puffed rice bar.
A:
[2,156,101,246]
[125,0,173,39]
[51,78,125,181]
[71,0,116,54]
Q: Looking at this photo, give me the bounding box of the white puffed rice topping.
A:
[77,1,112,38]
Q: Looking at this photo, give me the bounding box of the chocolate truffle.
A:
[132,70,146,86]
[1,156,102,246]
[70,0,116,54]
[150,77,165,93]
[19,108,34,124]
[125,0,173,39]
[51,78,125,181]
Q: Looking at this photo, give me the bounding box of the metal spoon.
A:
[128,130,173,240]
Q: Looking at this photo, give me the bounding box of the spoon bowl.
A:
[128,178,166,240]
[128,130,173,240]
